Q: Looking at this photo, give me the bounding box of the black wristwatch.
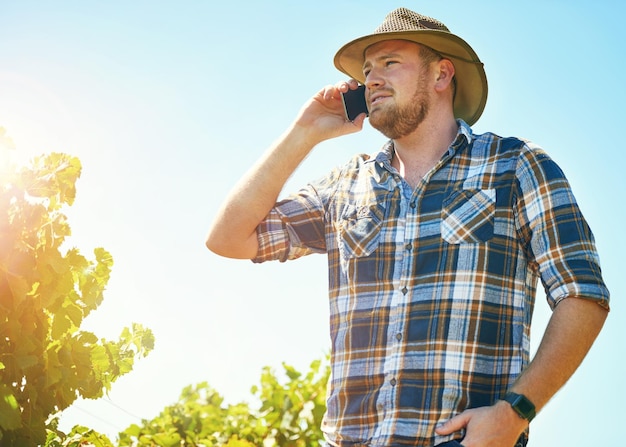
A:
[502,392,536,422]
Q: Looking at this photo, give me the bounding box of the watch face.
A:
[505,392,536,421]
[514,395,535,415]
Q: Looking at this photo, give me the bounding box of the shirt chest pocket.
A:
[340,203,385,259]
[441,189,496,244]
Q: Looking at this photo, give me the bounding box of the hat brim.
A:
[334,30,488,126]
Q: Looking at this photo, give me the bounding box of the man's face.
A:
[362,40,434,139]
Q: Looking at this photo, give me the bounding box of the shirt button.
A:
[405,242,412,251]
[410,201,417,209]
[401,287,408,295]
[396,333,402,341]
[390,378,397,386]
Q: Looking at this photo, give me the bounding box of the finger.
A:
[351,112,367,127]
[334,79,361,94]
[320,87,344,105]
[334,81,348,94]
[339,111,364,129]
[346,78,360,90]
[435,412,471,435]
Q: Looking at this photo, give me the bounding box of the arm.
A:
[436,296,608,446]
[205,80,367,259]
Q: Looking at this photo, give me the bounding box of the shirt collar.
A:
[456,119,473,147]
[371,119,473,169]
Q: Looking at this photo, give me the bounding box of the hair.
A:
[417,43,457,100]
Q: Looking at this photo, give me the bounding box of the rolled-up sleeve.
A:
[253,185,328,264]
[515,143,610,310]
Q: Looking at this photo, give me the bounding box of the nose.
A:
[364,68,384,90]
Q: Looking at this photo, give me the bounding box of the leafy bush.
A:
[0,128,328,446]
[118,358,330,447]
[0,131,154,445]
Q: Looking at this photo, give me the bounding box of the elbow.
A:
[205,237,235,259]
[205,234,220,255]
[205,223,224,254]
[205,228,258,260]
[205,230,230,258]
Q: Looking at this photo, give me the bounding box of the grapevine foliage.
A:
[0,130,154,445]
[118,358,330,447]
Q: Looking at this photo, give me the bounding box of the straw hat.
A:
[334,8,487,126]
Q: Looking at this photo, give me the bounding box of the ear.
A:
[434,59,456,93]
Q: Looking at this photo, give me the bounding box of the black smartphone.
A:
[341,84,369,121]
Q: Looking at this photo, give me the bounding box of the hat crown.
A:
[374,8,450,34]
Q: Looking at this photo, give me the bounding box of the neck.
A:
[390,115,458,187]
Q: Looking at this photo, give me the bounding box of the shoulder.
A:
[318,152,377,185]
[470,129,530,154]
[469,129,561,172]
[459,120,528,155]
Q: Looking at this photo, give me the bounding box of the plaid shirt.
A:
[253,120,610,446]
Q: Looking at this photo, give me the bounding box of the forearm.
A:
[436,296,608,445]
[205,123,320,259]
[509,296,608,413]
[206,81,366,259]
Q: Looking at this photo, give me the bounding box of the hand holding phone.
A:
[341,84,369,121]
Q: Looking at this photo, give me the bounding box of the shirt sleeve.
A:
[514,142,610,310]
[252,185,328,263]
[252,156,357,264]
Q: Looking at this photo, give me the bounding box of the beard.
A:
[368,77,430,140]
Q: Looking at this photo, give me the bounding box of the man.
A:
[206,8,609,447]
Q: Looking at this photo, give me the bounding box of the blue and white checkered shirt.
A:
[253,120,610,446]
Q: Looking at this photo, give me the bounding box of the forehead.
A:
[363,39,421,60]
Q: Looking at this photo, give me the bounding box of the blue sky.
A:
[1,1,624,445]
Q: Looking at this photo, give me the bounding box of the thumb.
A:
[435,412,470,435]
[352,112,368,127]
[340,112,367,135]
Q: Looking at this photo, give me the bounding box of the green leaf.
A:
[0,384,21,431]
[90,345,110,372]
[151,431,182,447]
[51,314,72,339]
[283,362,302,380]
[76,330,98,345]
[63,301,83,327]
